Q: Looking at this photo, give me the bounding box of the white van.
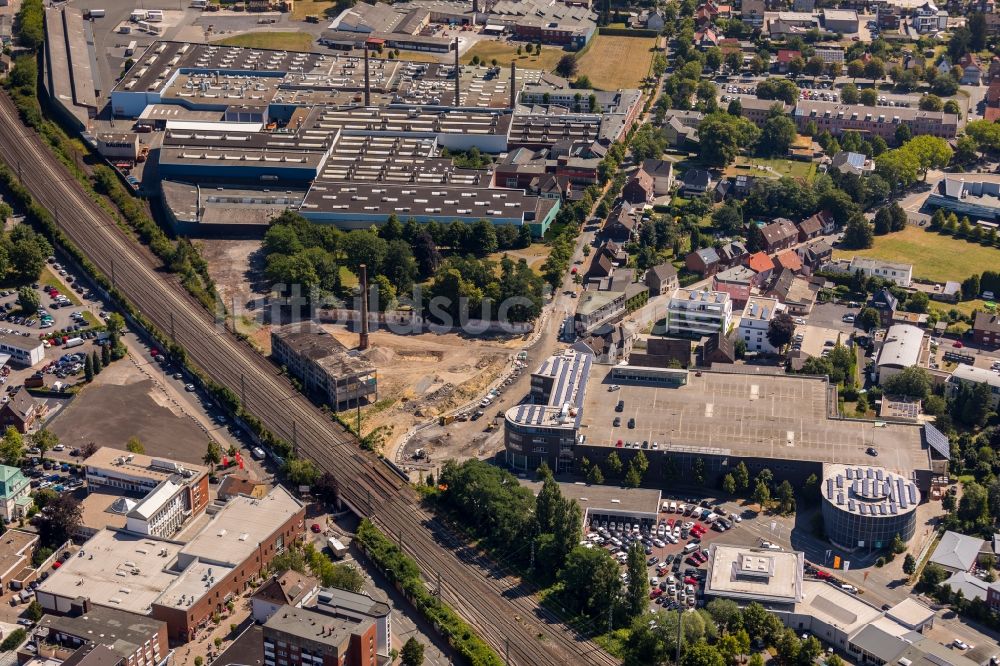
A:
[683,542,698,554]
[669,501,677,513]
[704,512,719,523]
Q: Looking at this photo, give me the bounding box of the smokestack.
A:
[510,61,516,109]
[363,45,371,107]
[454,37,460,106]
[359,264,370,351]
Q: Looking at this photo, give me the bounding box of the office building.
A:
[271,323,377,411]
[820,464,920,551]
[848,257,913,287]
[794,100,958,141]
[0,331,44,367]
[926,178,1000,222]
[35,607,169,666]
[666,288,733,337]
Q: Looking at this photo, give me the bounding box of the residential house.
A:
[801,209,836,237]
[641,159,675,196]
[252,571,320,624]
[585,248,615,282]
[699,331,736,366]
[217,474,270,501]
[679,169,713,196]
[262,605,377,666]
[713,265,757,306]
[755,218,799,252]
[645,9,666,30]
[746,251,775,282]
[694,27,721,49]
[929,531,985,573]
[741,0,765,26]
[944,571,989,601]
[823,8,859,33]
[740,98,788,127]
[877,5,900,29]
[773,249,802,273]
[738,296,783,353]
[973,311,1000,347]
[776,49,802,73]
[796,239,833,273]
[663,115,699,149]
[574,322,636,364]
[830,151,875,176]
[645,263,679,296]
[796,213,825,242]
[870,288,900,327]
[0,386,40,434]
[849,256,913,287]
[604,202,640,242]
[685,247,721,276]
[912,1,948,33]
[958,53,984,86]
[766,270,819,315]
[719,174,757,200]
[622,168,655,205]
[0,465,31,521]
[933,281,961,303]
[985,78,1000,122]
[717,240,749,267]
[947,365,1000,409]
[0,530,37,593]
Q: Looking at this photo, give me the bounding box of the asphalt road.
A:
[0,91,616,666]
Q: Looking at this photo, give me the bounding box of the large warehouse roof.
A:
[877,324,925,370]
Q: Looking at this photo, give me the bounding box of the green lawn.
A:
[214,32,317,52]
[833,226,1000,283]
[40,267,81,305]
[724,156,817,183]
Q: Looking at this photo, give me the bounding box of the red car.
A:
[953,340,964,348]
[686,556,699,566]
[815,570,833,580]
[616,439,623,448]
[310,523,322,533]
[668,519,675,529]
[52,561,61,569]
[684,576,698,585]
[650,589,662,599]
[658,567,669,576]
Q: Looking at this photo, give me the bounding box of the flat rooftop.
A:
[36,531,184,614]
[706,544,804,604]
[264,605,371,647]
[161,180,307,226]
[84,447,207,485]
[0,530,37,578]
[38,606,165,659]
[580,368,931,473]
[796,579,883,635]
[519,479,661,516]
[175,484,302,569]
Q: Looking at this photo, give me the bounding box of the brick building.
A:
[263,606,377,666]
[973,311,1000,347]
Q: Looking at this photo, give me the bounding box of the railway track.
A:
[0,94,618,666]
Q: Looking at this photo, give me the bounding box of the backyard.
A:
[833,225,1000,283]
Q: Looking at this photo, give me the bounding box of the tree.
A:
[804,56,825,78]
[859,87,879,106]
[905,291,929,313]
[625,543,648,619]
[25,600,43,622]
[725,50,742,74]
[559,547,620,617]
[712,200,744,236]
[36,494,82,548]
[903,553,917,575]
[919,94,943,112]
[0,427,23,467]
[697,113,761,167]
[734,461,749,491]
[864,57,886,83]
[32,429,58,461]
[970,12,987,51]
[788,56,805,77]
[841,83,859,104]
[603,452,623,478]
[17,287,39,314]
[766,311,795,350]
[126,437,144,454]
[556,54,578,78]
[890,533,906,555]
[882,366,931,399]
[920,562,948,589]
[842,214,874,249]
[284,458,321,486]
[722,473,736,495]
[84,354,94,382]
[847,59,865,81]
[755,78,799,105]
[587,463,604,485]
[727,98,743,117]
[758,114,797,157]
[752,480,771,509]
[776,480,795,515]
[203,441,222,468]
[401,638,425,666]
[857,307,880,331]
[706,47,724,72]
[91,351,102,375]
[948,27,972,61]
[682,641,725,666]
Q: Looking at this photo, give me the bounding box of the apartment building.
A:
[36,607,169,666]
[263,606,377,666]
[271,323,377,411]
[793,100,959,141]
[737,297,783,354]
[973,311,1000,347]
[666,288,733,337]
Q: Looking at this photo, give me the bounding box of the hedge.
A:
[355,520,504,666]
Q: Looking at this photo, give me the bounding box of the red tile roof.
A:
[747,251,775,273]
[774,250,802,272]
[777,49,801,63]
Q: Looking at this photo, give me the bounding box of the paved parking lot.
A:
[587,496,776,614]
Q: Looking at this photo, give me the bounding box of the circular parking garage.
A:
[820,463,920,551]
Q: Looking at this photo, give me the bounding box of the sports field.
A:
[833,225,1000,283]
[576,35,657,89]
